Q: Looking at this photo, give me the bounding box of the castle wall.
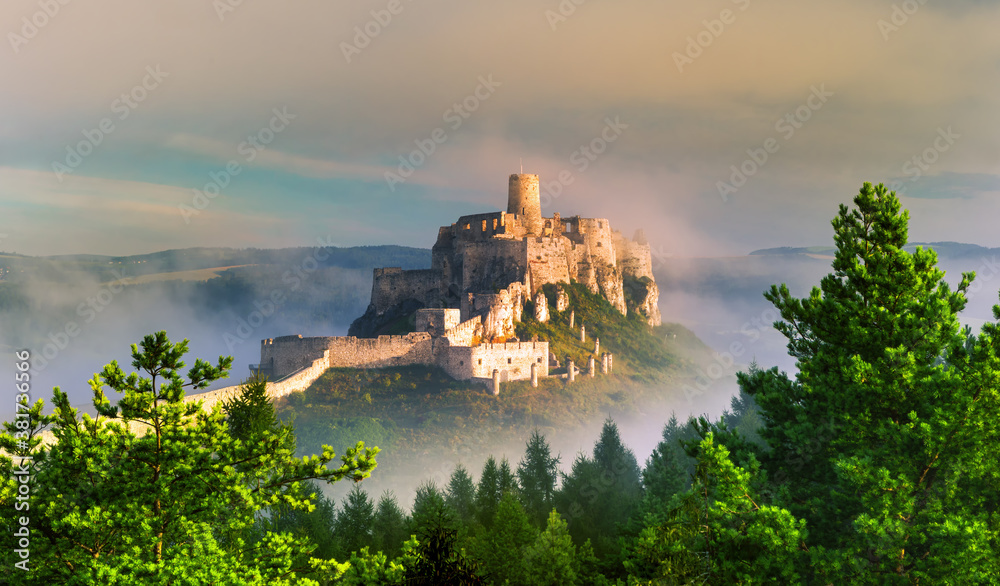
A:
[460,239,527,294]
[370,268,442,314]
[471,341,549,380]
[416,308,462,335]
[443,315,482,346]
[261,335,332,377]
[526,236,572,294]
[261,332,438,379]
[576,218,617,268]
[439,341,548,381]
[326,333,436,369]
[453,211,519,241]
[614,238,654,280]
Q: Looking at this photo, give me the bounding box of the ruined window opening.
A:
[464,223,471,230]
[507,358,512,364]
[537,357,543,363]
[459,361,464,366]
[493,218,498,230]
[597,242,602,247]
[478,359,482,365]
[521,207,525,214]
[482,220,487,232]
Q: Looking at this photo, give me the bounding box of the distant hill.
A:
[750,242,999,259]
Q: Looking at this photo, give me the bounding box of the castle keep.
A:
[254,173,660,389]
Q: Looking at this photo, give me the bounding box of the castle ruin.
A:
[253,173,660,389]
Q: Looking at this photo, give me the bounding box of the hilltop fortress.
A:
[251,173,661,393]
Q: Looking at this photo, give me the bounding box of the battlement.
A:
[443,315,482,346]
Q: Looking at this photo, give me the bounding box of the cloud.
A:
[896,172,1000,200]
[0,167,290,256]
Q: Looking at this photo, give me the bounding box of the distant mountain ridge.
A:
[750,242,999,258]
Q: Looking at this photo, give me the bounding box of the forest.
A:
[2,183,999,584]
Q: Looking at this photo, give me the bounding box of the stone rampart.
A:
[443,315,482,346]
[459,239,527,294]
[370,268,441,315]
[526,236,572,293]
[261,335,331,378]
[615,238,654,280]
[416,308,462,335]
[262,332,436,378]
[468,341,549,380]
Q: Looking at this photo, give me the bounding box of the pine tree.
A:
[406,482,481,585]
[524,510,584,586]
[475,456,501,528]
[445,464,477,527]
[517,430,561,528]
[372,491,409,559]
[555,418,642,574]
[335,485,376,557]
[736,183,1000,581]
[498,456,518,496]
[470,492,537,584]
[0,331,377,584]
[641,415,691,516]
[410,481,457,539]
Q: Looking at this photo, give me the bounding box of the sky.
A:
[1,0,999,258]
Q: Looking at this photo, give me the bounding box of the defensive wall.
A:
[261,332,437,379]
[415,308,461,336]
[460,239,528,294]
[614,238,654,280]
[370,267,441,315]
[439,340,549,381]
[526,236,572,293]
[442,315,482,346]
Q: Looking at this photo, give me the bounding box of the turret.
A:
[507,173,543,235]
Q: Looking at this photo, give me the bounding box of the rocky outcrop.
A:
[597,265,627,315]
[635,279,661,326]
[555,286,569,312]
[534,290,549,323]
[468,283,525,341]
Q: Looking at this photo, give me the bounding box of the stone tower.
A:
[507,173,543,235]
